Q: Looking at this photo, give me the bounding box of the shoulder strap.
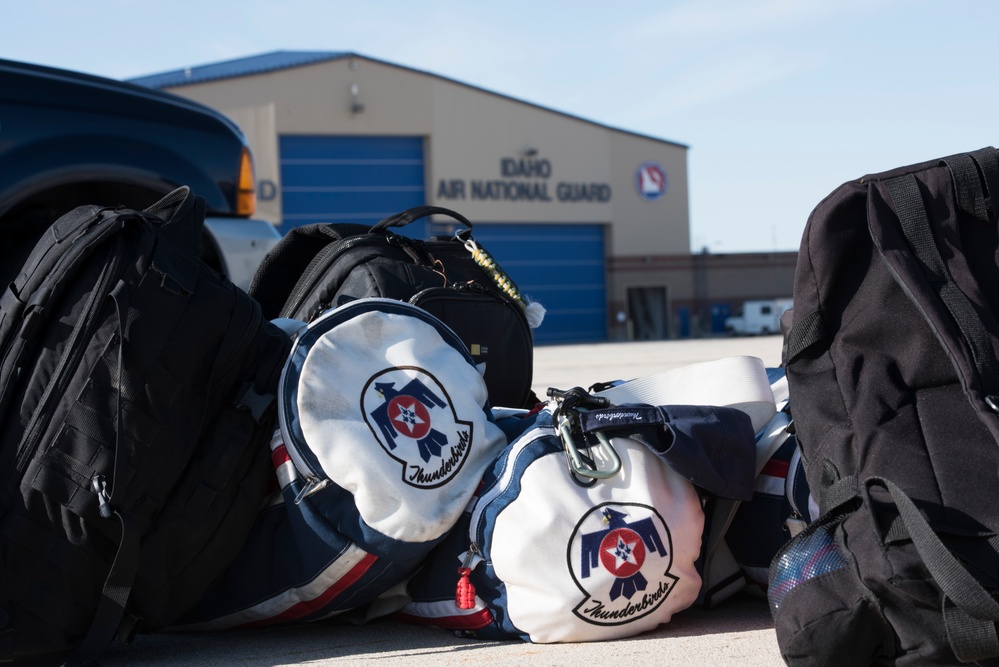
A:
[884,168,999,399]
[865,478,999,663]
[0,206,123,436]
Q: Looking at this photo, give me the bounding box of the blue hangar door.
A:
[279,135,605,344]
[278,135,427,235]
[461,223,607,344]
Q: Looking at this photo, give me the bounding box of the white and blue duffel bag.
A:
[174,298,509,629]
[397,357,773,642]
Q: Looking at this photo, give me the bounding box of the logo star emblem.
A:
[392,399,426,436]
[606,534,639,571]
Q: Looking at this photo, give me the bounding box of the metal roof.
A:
[128,50,350,89]
[127,50,687,149]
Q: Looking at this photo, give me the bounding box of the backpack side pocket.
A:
[769,515,891,666]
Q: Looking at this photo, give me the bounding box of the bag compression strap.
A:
[66,507,140,666]
[822,476,999,663]
[865,478,999,664]
[66,280,144,666]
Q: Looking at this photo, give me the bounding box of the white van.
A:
[725,298,793,336]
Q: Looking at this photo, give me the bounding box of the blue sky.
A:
[4,0,996,253]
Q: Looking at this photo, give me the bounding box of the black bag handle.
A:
[146,186,204,295]
[370,205,473,235]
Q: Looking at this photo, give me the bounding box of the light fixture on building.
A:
[350,83,365,114]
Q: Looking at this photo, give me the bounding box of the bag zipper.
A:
[784,444,809,536]
[283,235,378,318]
[455,542,484,609]
[455,420,556,613]
[293,474,330,505]
[468,422,555,547]
[409,284,531,343]
[278,299,476,503]
[277,405,328,504]
[275,311,339,503]
[285,234,414,320]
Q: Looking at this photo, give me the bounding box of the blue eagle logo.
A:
[579,507,667,601]
[368,378,450,463]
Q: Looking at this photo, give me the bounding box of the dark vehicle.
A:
[0,58,279,289]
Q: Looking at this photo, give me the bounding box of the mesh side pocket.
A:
[768,517,890,666]
[769,522,847,610]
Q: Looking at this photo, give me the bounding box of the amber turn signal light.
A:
[237,146,257,216]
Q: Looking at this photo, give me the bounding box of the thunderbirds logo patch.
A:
[362,366,473,489]
[568,503,677,625]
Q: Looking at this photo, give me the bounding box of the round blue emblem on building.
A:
[635,162,667,201]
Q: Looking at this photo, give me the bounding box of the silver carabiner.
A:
[557,411,622,480]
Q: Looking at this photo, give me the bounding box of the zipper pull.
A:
[294,475,329,505]
[785,514,808,537]
[91,473,114,520]
[456,543,482,610]
[388,234,428,264]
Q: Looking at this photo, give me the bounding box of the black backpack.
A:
[770,147,999,665]
[0,187,290,664]
[248,205,541,409]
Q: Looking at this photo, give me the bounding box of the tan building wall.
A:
[159,55,689,260]
[606,131,689,256]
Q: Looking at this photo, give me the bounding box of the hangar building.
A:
[131,51,795,344]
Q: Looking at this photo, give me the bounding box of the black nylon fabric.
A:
[774,147,999,666]
[0,188,291,663]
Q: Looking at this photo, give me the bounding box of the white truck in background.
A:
[725,298,793,336]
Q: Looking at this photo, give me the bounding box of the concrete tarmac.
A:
[103,335,787,666]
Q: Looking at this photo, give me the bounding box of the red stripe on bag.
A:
[244,553,379,627]
[760,458,789,479]
[395,608,495,630]
[271,444,291,469]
